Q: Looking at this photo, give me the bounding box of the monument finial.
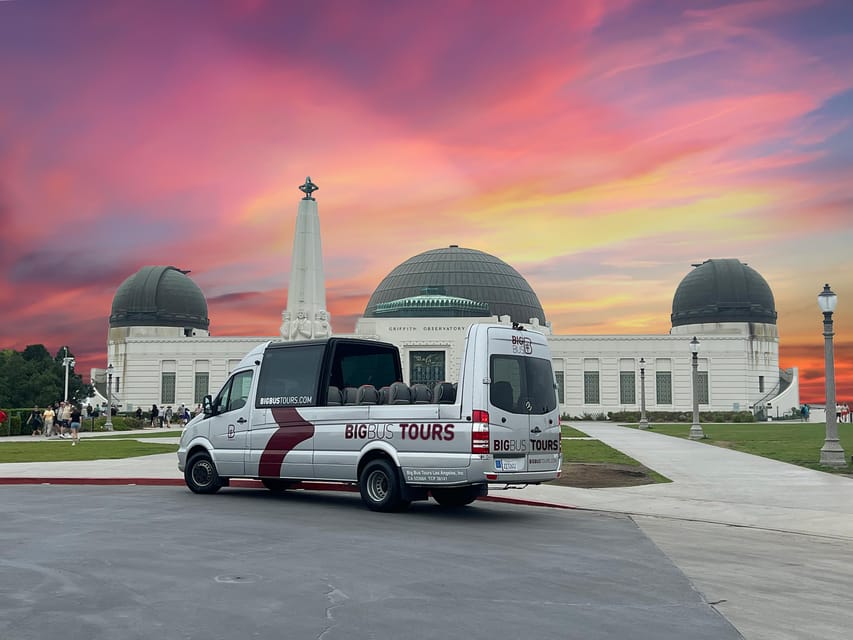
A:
[299,176,319,200]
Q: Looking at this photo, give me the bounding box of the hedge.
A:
[0,409,148,436]
[563,410,760,423]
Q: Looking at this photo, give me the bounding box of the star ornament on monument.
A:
[299,176,319,200]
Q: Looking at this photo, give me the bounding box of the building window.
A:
[115,376,120,394]
[655,372,672,405]
[161,360,176,404]
[620,372,636,404]
[194,372,209,404]
[195,360,210,404]
[759,375,765,393]
[583,372,600,404]
[698,371,709,405]
[554,371,564,404]
[583,358,600,404]
[161,373,176,404]
[410,351,445,389]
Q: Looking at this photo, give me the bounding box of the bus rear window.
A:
[490,355,557,415]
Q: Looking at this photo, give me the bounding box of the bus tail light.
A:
[471,410,490,454]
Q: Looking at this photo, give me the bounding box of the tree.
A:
[0,344,92,407]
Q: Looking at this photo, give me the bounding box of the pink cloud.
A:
[1,0,852,398]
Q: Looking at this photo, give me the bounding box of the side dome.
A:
[110,266,210,330]
[671,259,777,327]
[364,246,546,324]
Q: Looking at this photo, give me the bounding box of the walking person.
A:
[27,406,44,436]
[164,406,173,428]
[59,401,72,439]
[150,404,159,428]
[42,405,56,437]
[69,404,82,446]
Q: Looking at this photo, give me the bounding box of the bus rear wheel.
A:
[431,485,483,508]
[359,459,409,512]
[261,478,293,493]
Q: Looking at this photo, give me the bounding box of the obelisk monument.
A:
[279,177,332,340]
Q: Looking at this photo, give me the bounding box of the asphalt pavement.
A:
[1,422,852,639]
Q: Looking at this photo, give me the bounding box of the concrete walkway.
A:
[518,423,853,539]
[0,429,181,479]
[1,423,852,537]
[2,423,853,639]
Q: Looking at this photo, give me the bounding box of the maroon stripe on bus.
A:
[257,407,315,477]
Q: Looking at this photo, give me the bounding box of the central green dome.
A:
[364,246,546,324]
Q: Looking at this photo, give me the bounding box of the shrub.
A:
[85,415,149,432]
[601,409,758,424]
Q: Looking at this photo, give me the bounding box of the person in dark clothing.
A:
[27,406,44,436]
[70,405,82,446]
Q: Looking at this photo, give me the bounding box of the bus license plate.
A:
[494,458,526,472]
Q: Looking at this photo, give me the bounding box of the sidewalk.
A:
[0,429,181,479]
[2,423,853,639]
[2,423,852,537]
[516,422,853,539]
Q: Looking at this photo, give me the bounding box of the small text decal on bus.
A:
[259,395,313,406]
[511,335,533,354]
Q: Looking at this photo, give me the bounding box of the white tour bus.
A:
[178,323,561,511]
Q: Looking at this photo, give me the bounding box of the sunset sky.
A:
[1,0,851,403]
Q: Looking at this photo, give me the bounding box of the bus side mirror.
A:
[202,395,214,417]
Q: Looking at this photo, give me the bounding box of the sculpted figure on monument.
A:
[295,311,312,339]
[280,311,292,339]
[313,310,330,338]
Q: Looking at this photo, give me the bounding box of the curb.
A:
[0,477,576,509]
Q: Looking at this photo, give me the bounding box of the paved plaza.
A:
[1,423,852,639]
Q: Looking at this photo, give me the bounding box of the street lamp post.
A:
[689,336,704,440]
[639,357,649,430]
[818,284,845,467]
[105,364,114,431]
[62,347,75,403]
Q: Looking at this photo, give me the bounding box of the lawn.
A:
[628,422,853,473]
[0,440,178,463]
[561,425,588,438]
[94,430,183,439]
[563,440,672,486]
[563,438,640,464]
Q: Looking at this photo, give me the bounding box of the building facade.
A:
[98,182,798,418]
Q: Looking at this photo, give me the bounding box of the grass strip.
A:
[562,439,670,483]
[0,441,178,463]
[94,431,183,439]
[561,425,588,438]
